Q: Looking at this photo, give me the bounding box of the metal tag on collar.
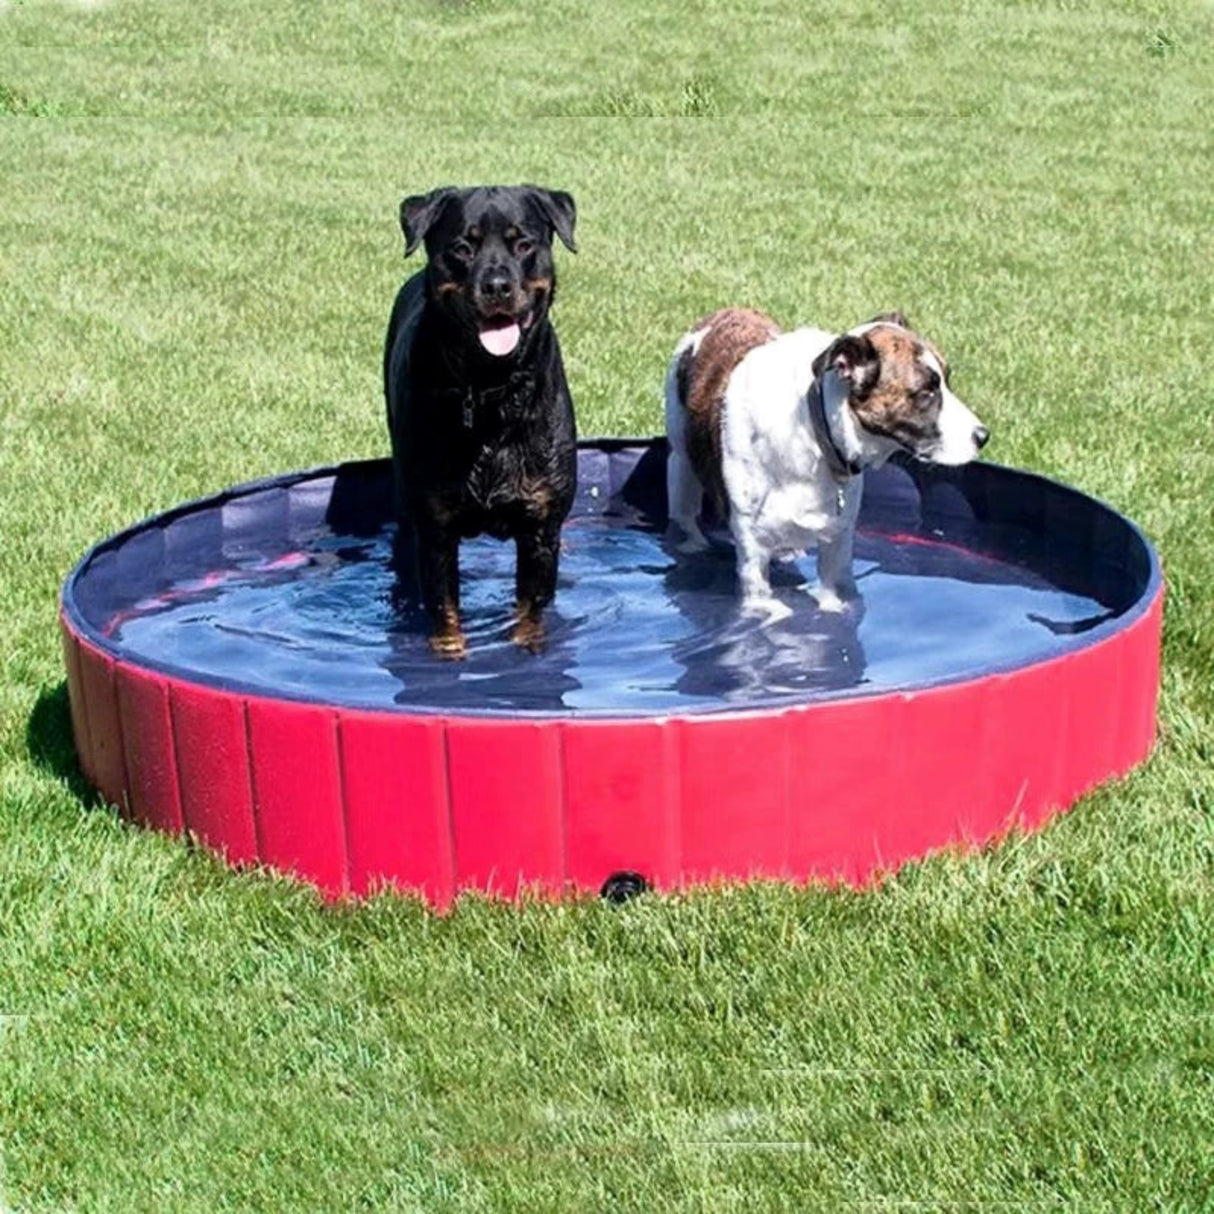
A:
[836,484,847,515]
[462,391,475,430]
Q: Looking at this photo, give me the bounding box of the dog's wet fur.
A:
[384,185,578,657]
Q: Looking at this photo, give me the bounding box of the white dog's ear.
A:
[814,333,880,395]
[399,186,457,257]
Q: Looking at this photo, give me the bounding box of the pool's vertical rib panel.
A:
[561,718,682,894]
[786,696,899,886]
[896,681,990,855]
[445,719,564,898]
[660,720,683,892]
[169,682,259,866]
[115,663,184,836]
[60,620,94,788]
[675,710,792,884]
[1050,642,1115,813]
[75,639,128,815]
[338,711,454,907]
[246,698,348,897]
[973,675,1030,842]
[1117,588,1163,774]
[989,657,1070,833]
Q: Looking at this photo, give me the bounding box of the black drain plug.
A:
[599,871,650,904]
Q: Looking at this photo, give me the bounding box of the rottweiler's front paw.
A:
[429,628,468,660]
[511,611,545,654]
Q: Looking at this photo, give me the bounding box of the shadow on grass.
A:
[26,681,97,804]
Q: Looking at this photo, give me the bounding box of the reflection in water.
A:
[1027,609,1120,636]
[383,574,581,713]
[656,540,866,704]
[105,512,1118,715]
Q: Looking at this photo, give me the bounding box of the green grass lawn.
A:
[2,0,1214,1209]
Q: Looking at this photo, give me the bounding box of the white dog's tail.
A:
[664,330,710,552]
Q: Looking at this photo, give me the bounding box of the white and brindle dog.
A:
[665,309,989,616]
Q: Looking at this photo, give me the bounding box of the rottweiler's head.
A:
[399,184,577,360]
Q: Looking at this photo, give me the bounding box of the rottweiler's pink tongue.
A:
[478,322,521,357]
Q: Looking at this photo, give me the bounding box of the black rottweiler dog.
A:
[383,185,578,657]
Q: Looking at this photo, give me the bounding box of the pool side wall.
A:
[60,581,1163,906]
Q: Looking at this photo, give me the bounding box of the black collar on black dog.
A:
[808,377,864,480]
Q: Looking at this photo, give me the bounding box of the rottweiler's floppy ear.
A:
[868,310,911,329]
[400,186,457,257]
[813,333,880,395]
[525,186,578,252]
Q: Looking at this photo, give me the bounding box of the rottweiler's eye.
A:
[449,239,475,261]
[514,237,534,256]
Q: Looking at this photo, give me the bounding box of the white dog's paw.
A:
[743,595,793,623]
[813,587,849,614]
[669,522,710,554]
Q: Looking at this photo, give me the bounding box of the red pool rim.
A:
[58,439,1163,906]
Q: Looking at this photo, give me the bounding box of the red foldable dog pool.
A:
[59,439,1162,906]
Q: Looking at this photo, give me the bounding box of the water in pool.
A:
[104,514,1116,714]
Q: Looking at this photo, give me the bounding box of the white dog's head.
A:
[813,312,989,466]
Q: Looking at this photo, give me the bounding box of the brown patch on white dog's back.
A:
[678,308,781,512]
